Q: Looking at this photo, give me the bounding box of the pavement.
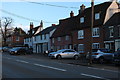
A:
[24,53,120,71]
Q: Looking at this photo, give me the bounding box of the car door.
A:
[62,50,70,58]
[67,50,76,58]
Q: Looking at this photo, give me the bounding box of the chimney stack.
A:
[52,24,56,26]
[79,4,85,14]
[30,22,33,30]
[70,11,74,17]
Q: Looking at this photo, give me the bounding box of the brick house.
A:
[6,27,26,47]
[51,11,76,51]
[104,12,120,51]
[51,1,119,54]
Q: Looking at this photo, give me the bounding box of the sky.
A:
[1,0,119,32]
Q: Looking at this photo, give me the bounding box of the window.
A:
[80,17,84,23]
[92,43,100,49]
[78,30,84,39]
[16,36,19,41]
[92,27,100,37]
[95,13,100,20]
[30,38,31,42]
[109,26,114,38]
[58,37,61,41]
[52,38,54,43]
[78,44,84,53]
[40,35,42,40]
[65,36,69,40]
[34,36,36,41]
[44,34,46,40]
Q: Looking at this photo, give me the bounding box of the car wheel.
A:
[99,57,105,64]
[74,55,79,60]
[57,55,62,60]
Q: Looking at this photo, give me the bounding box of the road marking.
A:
[81,73,110,80]
[7,58,12,60]
[34,63,66,72]
[16,60,29,64]
[88,67,119,73]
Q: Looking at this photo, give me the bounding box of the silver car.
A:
[48,49,80,60]
[86,49,113,63]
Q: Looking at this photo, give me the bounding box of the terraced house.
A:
[33,24,58,53]
[51,1,119,54]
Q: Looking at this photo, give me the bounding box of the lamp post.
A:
[89,0,94,65]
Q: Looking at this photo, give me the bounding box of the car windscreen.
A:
[12,48,21,50]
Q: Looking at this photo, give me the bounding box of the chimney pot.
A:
[79,4,85,14]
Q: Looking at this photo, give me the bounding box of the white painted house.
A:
[33,24,58,53]
[24,21,43,49]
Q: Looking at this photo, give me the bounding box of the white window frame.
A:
[80,17,84,23]
[78,44,84,53]
[109,26,114,38]
[78,30,84,39]
[92,27,100,37]
[16,36,19,41]
[58,37,61,41]
[52,38,54,43]
[95,13,100,20]
[92,43,100,49]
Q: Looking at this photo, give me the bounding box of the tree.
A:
[0,17,13,46]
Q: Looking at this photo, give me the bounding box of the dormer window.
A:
[95,13,100,20]
[80,17,84,23]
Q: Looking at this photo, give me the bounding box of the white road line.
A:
[81,73,110,80]
[34,63,66,72]
[16,60,29,64]
[7,58,12,60]
[88,67,119,73]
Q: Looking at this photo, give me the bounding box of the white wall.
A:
[104,1,119,24]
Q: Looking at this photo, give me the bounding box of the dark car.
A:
[9,47,33,55]
[113,49,120,66]
[2,47,12,52]
[9,47,27,55]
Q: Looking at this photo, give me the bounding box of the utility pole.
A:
[89,0,94,65]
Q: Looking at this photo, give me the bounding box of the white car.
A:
[48,49,80,60]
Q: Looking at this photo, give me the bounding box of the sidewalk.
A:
[26,53,119,71]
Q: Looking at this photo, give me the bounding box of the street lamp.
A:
[89,0,94,65]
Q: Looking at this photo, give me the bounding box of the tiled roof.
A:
[104,12,120,26]
[34,25,58,36]
[51,2,112,38]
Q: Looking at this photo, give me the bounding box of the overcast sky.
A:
[1,0,119,32]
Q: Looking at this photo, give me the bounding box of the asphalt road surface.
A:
[2,52,120,80]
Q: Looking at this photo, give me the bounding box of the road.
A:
[2,52,120,80]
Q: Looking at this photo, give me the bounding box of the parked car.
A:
[9,47,32,55]
[2,47,12,52]
[86,48,113,63]
[48,49,80,60]
[113,49,120,66]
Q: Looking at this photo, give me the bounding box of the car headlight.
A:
[15,51,17,53]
